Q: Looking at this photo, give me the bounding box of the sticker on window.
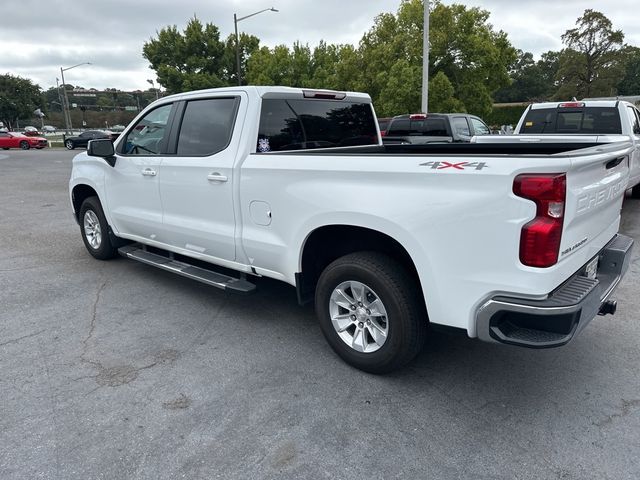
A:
[257,138,271,152]
[525,121,533,127]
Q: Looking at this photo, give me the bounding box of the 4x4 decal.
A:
[420,161,489,171]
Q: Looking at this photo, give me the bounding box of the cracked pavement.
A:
[1,149,639,480]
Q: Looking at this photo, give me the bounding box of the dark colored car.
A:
[383,113,492,144]
[65,130,118,150]
[0,131,48,150]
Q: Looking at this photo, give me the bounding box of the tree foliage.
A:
[142,5,636,119]
[555,9,625,98]
[494,50,559,102]
[354,0,516,116]
[0,74,42,130]
[617,45,640,95]
[143,17,260,94]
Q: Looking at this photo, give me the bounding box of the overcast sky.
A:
[3,0,639,92]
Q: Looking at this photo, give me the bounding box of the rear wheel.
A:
[65,140,75,150]
[632,184,640,199]
[315,252,427,373]
[79,197,117,260]
[20,141,30,150]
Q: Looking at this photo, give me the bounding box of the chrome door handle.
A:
[141,168,157,177]
[207,173,228,182]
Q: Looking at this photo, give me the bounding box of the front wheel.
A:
[632,184,640,199]
[20,141,30,150]
[315,252,427,373]
[79,197,117,260]
[65,140,75,150]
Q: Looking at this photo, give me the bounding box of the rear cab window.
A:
[387,117,449,137]
[257,98,378,152]
[521,107,622,134]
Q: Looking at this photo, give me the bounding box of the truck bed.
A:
[271,141,605,156]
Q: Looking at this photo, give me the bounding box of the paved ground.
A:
[1,149,639,480]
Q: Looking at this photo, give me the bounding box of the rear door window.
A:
[451,117,470,136]
[176,97,239,156]
[257,99,377,152]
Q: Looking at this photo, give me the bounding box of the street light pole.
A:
[234,7,278,86]
[421,0,430,114]
[60,68,71,134]
[60,62,91,134]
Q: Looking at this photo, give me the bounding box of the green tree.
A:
[538,51,561,98]
[223,32,261,85]
[246,45,294,85]
[0,74,43,129]
[358,0,516,117]
[428,71,466,112]
[555,9,625,99]
[494,50,558,102]
[143,17,231,93]
[617,45,640,95]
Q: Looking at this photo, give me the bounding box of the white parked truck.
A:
[473,100,640,197]
[70,87,634,373]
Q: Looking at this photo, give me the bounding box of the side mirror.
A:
[87,139,116,167]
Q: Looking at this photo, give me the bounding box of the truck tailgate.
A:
[560,142,632,263]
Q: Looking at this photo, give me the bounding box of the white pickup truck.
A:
[69,87,634,373]
[474,100,640,198]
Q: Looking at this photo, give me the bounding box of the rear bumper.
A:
[475,234,634,348]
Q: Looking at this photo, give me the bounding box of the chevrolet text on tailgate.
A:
[69,87,634,373]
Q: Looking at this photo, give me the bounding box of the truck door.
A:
[625,106,640,187]
[104,103,174,241]
[158,94,245,262]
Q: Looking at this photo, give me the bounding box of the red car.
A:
[0,132,48,150]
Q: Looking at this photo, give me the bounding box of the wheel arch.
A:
[296,224,430,314]
[71,184,100,223]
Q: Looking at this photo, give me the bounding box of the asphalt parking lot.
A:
[1,148,639,480]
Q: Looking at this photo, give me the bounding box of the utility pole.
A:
[421,0,430,114]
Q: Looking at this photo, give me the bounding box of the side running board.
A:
[118,244,256,294]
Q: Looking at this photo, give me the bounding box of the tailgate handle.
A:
[605,156,625,170]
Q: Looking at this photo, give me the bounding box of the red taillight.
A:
[513,174,566,268]
[409,113,426,120]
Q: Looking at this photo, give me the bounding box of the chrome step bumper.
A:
[475,234,634,348]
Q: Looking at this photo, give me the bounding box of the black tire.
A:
[65,140,75,150]
[632,184,640,199]
[20,141,30,150]
[79,196,117,260]
[315,252,427,373]
[2,147,8,150]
